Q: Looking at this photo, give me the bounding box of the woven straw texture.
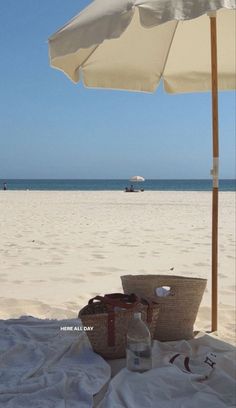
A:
[121,275,207,341]
[79,301,159,359]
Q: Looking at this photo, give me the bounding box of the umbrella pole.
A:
[209,13,219,332]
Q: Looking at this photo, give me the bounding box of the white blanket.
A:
[0,317,110,408]
[100,334,236,408]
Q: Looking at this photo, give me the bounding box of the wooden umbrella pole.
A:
[209,13,219,332]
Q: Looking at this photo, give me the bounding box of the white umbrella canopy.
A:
[129,176,145,182]
[48,0,236,332]
[49,0,235,93]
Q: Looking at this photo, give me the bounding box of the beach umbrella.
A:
[130,176,145,182]
[48,0,236,332]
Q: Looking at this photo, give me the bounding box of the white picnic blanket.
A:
[0,317,111,408]
[99,334,236,408]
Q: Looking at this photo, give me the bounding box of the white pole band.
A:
[207,10,217,17]
[210,157,219,188]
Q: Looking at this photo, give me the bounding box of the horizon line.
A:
[1,178,235,181]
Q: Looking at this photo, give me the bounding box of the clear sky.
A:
[0,0,235,179]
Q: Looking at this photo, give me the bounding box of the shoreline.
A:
[1,189,235,193]
[1,179,235,193]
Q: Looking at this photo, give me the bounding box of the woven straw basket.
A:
[121,275,207,342]
[79,293,159,359]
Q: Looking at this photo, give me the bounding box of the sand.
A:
[0,190,235,343]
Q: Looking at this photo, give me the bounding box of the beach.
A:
[0,190,235,343]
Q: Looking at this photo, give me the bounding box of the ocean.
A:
[0,179,235,191]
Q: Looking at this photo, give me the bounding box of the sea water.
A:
[0,179,235,191]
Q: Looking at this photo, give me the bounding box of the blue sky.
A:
[0,0,235,179]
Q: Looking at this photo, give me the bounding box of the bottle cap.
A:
[134,312,142,319]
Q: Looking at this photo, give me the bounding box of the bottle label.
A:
[134,357,140,366]
[131,342,150,353]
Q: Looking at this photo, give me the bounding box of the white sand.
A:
[0,191,235,343]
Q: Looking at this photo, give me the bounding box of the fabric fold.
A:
[0,316,111,408]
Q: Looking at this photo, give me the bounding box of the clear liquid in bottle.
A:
[126,312,152,373]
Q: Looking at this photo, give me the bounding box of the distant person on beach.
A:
[130,184,134,192]
[3,182,7,191]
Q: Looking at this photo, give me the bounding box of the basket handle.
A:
[104,293,141,309]
[155,286,175,298]
[88,293,140,310]
[88,293,141,348]
[87,295,116,347]
[88,295,107,305]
